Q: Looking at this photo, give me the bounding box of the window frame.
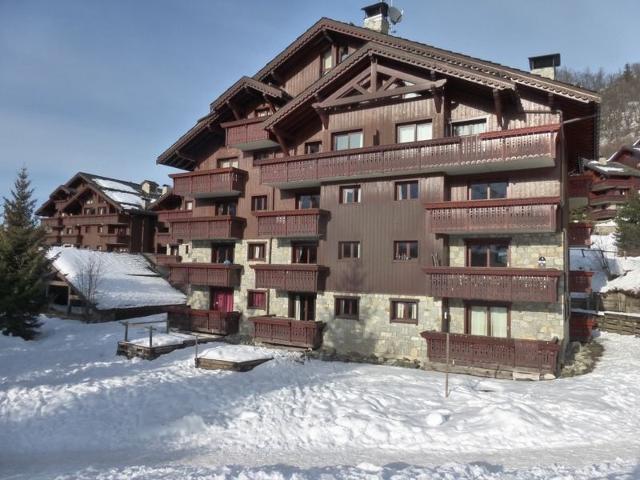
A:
[211,244,234,264]
[464,302,511,338]
[295,192,320,210]
[292,242,318,264]
[217,156,239,169]
[338,241,361,260]
[450,118,488,137]
[468,180,509,201]
[393,240,419,261]
[320,49,334,75]
[335,296,360,320]
[339,185,361,204]
[304,141,322,154]
[247,290,268,310]
[465,238,510,268]
[396,120,434,144]
[332,130,364,151]
[395,180,419,201]
[247,242,267,262]
[390,299,419,325]
[251,195,268,212]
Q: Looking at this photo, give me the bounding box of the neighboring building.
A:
[155,6,600,377]
[37,172,162,253]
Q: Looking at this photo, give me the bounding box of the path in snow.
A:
[0,316,639,479]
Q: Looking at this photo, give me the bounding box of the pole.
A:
[445,332,450,398]
[194,334,199,367]
[124,322,129,342]
[149,326,153,349]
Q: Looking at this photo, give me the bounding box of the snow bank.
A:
[199,344,274,363]
[47,247,186,309]
[1,316,640,479]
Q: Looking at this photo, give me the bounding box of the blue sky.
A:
[1,0,638,207]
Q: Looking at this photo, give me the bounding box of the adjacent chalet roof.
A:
[157,17,600,168]
[48,247,186,310]
[584,160,640,177]
[37,172,163,216]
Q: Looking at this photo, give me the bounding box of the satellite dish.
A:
[389,6,403,24]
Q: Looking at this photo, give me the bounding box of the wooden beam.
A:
[270,70,284,86]
[263,93,277,114]
[271,128,290,157]
[432,86,443,114]
[493,89,504,130]
[313,106,330,129]
[370,57,378,93]
[322,68,372,104]
[175,150,198,165]
[376,64,435,87]
[381,75,398,91]
[226,101,241,120]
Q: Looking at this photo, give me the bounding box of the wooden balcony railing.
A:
[424,267,562,303]
[170,168,246,198]
[157,210,193,223]
[60,233,82,244]
[252,264,328,292]
[591,178,635,192]
[250,316,324,349]
[41,217,63,229]
[99,233,129,245]
[155,232,175,246]
[568,222,592,247]
[420,331,560,375]
[254,209,328,238]
[169,216,245,241]
[222,117,278,151]
[62,213,128,226]
[169,263,242,288]
[425,197,559,234]
[569,270,593,293]
[590,209,617,221]
[259,125,558,186]
[167,306,240,336]
[155,254,182,266]
[589,192,628,205]
[568,174,592,198]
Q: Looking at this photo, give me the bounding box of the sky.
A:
[1,0,639,207]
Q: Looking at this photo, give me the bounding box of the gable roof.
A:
[584,160,640,178]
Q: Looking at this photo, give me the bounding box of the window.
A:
[248,243,266,261]
[338,45,350,63]
[296,193,320,210]
[467,240,509,267]
[338,241,360,259]
[292,243,317,264]
[251,195,268,211]
[304,141,321,154]
[212,244,234,264]
[395,181,419,200]
[397,121,433,143]
[335,297,359,319]
[253,150,275,161]
[469,181,508,200]
[66,227,74,235]
[247,290,267,310]
[215,200,237,216]
[289,293,316,321]
[255,108,270,118]
[217,157,238,168]
[321,50,333,75]
[185,200,194,211]
[451,119,487,136]
[466,304,509,338]
[340,185,361,204]
[390,300,418,324]
[394,241,418,261]
[333,131,363,151]
[98,207,106,215]
[98,226,104,233]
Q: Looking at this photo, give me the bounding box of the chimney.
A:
[362,2,390,34]
[161,184,170,195]
[528,53,561,80]
[141,180,159,195]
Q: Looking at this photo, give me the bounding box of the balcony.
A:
[157,210,193,223]
[41,217,63,229]
[155,231,175,246]
[592,178,634,192]
[99,233,129,245]
[222,117,279,151]
[424,267,562,303]
[167,306,239,336]
[568,222,592,247]
[169,263,242,288]
[63,213,128,226]
[569,270,593,294]
[589,192,628,206]
[568,174,591,198]
[171,168,247,198]
[252,264,328,292]
[250,316,324,349]
[255,209,328,239]
[590,209,617,221]
[258,125,558,188]
[420,331,560,375]
[155,254,182,266]
[60,233,82,244]
[425,197,559,235]
[169,216,245,241]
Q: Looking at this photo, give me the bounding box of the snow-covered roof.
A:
[47,247,186,310]
[585,160,640,177]
[82,173,161,211]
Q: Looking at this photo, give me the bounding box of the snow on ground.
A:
[48,247,186,309]
[1,316,640,479]
[199,344,274,363]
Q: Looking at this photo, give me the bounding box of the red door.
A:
[210,288,234,313]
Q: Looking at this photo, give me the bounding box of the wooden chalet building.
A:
[38,172,162,253]
[156,4,601,378]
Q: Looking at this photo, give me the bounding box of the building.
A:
[155,6,600,377]
[37,172,162,253]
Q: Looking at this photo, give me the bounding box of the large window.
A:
[289,293,316,321]
[467,240,508,267]
[466,304,509,338]
[251,195,268,211]
[469,181,508,200]
[340,185,361,204]
[451,119,487,137]
[296,193,320,210]
[397,121,433,143]
[211,244,234,264]
[394,241,418,261]
[395,181,419,200]
[247,290,267,310]
[214,200,237,216]
[333,131,363,151]
[390,300,418,324]
[335,297,359,319]
[338,241,360,259]
[292,243,317,264]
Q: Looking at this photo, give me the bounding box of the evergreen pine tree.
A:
[0,168,49,339]
[614,192,640,256]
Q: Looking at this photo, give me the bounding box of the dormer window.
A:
[339,45,350,63]
[255,108,270,118]
[321,50,333,76]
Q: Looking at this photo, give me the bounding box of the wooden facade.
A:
[154,13,600,372]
